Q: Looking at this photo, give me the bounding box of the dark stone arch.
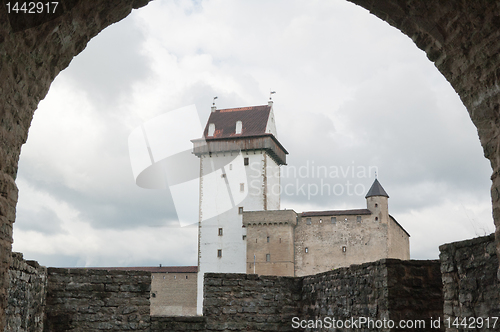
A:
[0,0,499,327]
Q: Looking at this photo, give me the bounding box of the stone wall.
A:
[300,259,442,331]
[43,268,151,332]
[5,252,47,332]
[203,273,302,331]
[244,210,297,277]
[440,234,500,332]
[151,271,197,316]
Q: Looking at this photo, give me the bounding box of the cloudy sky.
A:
[12,0,493,268]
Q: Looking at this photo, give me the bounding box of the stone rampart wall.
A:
[440,234,500,332]
[203,273,302,331]
[5,252,47,332]
[43,268,151,331]
[299,259,442,331]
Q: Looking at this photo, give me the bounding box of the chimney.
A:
[211,105,217,112]
[268,100,273,106]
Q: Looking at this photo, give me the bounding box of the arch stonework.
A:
[0,0,498,328]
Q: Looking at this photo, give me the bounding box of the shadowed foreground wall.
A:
[440,234,500,332]
[5,253,46,332]
[43,268,151,331]
[197,260,442,332]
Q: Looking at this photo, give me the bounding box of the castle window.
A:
[305,247,309,253]
[319,219,322,223]
[174,275,177,279]
[342,246,347,253]
[152,292,156,298]
[221,173,226,178]
[242,235,246,240]
[279,238,282,243]
[331,217,336,224]
[306,218,311,225]
[266,254,270,262]
[239,207,244,214]
[186,275,188,279]
[375,217,379,221]
[235,120,242,134]
[217,249,222,258]
[375,203,378,208]
[267,236,270,243]
[218,228,223,236]
[357,216,361,222]
[240,183,245,192]
[208,123,215,136]
[244,157,249,166]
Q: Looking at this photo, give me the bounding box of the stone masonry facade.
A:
[5,253,46,332]
[8,235,500,331]
[2,0,500,329]
[43,268,151,331]
[440,234,500,332]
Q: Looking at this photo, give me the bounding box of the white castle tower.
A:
[192,101,287,314]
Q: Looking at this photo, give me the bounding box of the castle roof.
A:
[203,105,273,139]
[301,209,372,217]
[365,179,389,198]
[83,266,198,273]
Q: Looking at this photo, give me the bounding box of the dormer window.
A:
[208,123,215,136]
[235,121,242,134]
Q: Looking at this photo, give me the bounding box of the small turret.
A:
[366,179,389,223]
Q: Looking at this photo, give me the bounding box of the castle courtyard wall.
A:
[150,271,197,316]
[387,216,410,260]
[43,268,151,331]
[294,213,389,276]
[5,253,47,332]
[244,210,297,276]
[439,234,500,332]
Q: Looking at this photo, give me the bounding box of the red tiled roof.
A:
[83,266,198,273]
[301,209,372,217]
[203,105,271,139]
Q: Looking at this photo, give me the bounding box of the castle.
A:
[191,102,410,314]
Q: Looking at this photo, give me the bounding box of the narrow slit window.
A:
[267,236,270,243]
[342,246,347,253]
[357,216,361,222]
[240,183,245,192]
[266,254,270,262]
[218,228,223,236]
[305,247,309,253]
[239,207,244,214]
[244,157,249,166]
[217,249,222,258]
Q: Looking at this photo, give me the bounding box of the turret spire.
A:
[365,179,389,198]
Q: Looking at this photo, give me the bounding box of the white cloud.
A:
[12,0,494,267]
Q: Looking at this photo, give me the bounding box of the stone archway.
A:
[0,0,499,328]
